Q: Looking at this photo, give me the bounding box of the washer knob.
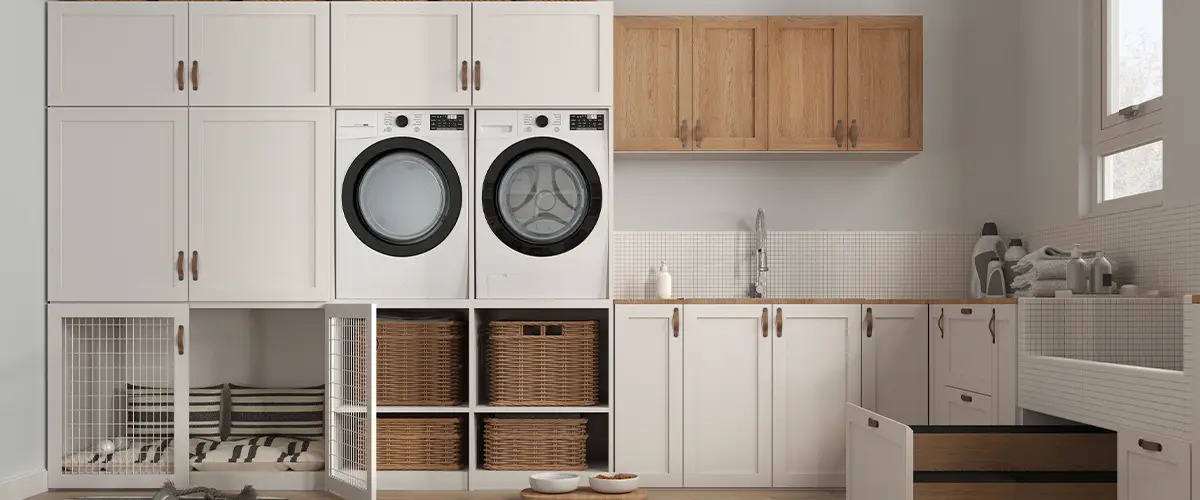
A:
[535,115,549,128]
[395,115,409,128]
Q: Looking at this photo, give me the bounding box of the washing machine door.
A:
[481,137,603,257]
[343,137,462,257]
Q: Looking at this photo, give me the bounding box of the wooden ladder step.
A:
[914,471,1117,500]
[912,425,1116,472]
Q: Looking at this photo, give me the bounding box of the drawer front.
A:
[937,386,993,426]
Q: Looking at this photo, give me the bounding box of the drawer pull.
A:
[938,308,945,338]
[868,418,879,428]
[1139,439,1163,452]
[960,394,973,403]
[961,308,973,315]
[989,308,997,344]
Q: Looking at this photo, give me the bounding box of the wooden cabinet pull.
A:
[834,119,845,148]
[761,307,768,338]
[961,308,973,315]
[960,394,973,403]
[191,60,198,91]
[191,250,199,281]
[865,307,874,338]
[176,61,185,91]
[868,418,880,428]
[989,308,997,344]
[1138,439,1163,452]
[938,308,945,338]
[474,61,481,91]
[776,307,782,338]
[672,307,680,338]
[849,119,860,148]
[176,251,185,281]
[176,325,185,356]
[680,120,688,149]
[461,60,469,91]
[694,119,704,148]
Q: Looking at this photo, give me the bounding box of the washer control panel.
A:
[429,113,465,131]
[569,113,605,131]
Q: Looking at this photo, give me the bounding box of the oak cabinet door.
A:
[692,17,769,151]
[768,17,847,151]
[614,17,693,151]
[847,16,923,151]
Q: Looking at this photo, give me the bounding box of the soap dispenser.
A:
[656,261,673,299]
[1066,244,1090,294]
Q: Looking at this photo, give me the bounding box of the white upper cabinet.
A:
[48,3,188,106]
[614,305,684,488]
[332,2,472,107]
[188,3,330,106]
[862,305,929,425]
[48,108,189,303]
[471,2,613,107]
[188,108,332,302]
[682,305,772,488]
[772,305,861,488]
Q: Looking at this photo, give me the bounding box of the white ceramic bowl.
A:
[589,473,639,494]
[529,472,579,494]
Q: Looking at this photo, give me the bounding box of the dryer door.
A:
[343,137,462,257]
[482,137,603,257]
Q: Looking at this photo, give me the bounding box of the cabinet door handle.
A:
[989,308,996,344]
[761,307,768,338]
[191,60,198,91]
[776,307,783,338]
[176,325,185,356]
[176,251,185,281]
[694,119,703,148]
[474,61,481,91]
[938,308,945,338]
[1138,439,1163,452]
[191,251,199,281]
[672,307,680,338]
[960,393,973,403]
[176,61,185,91]
[867,418,880,428]
[849,119,860,148]
[834,119,845,148]
[865,307,874,338]
[461,60,468,91]
[680,120,689,148]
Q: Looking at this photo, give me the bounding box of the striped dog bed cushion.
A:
[126,384,224,439]
[229,384,324,439]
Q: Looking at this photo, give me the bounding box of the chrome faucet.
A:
[751,208,769,298]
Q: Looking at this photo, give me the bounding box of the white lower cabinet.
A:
[614,305,683,488]
[934,386,993,425]
[861,305,928,425]
[772,305,861,488]
[929,304,1016,425]
[1118,430,1191,500]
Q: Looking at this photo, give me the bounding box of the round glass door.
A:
[343,137,462,257]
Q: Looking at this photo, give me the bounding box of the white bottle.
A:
[970,222,1007,298]
[656,261,673,299]
[985,258,1007,298]
[1066,244,1090,294]
[1090,252,1114,294]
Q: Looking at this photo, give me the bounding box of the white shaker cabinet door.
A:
[332,2,471,107]
[1119,430,1190,500]
[614,305,683,488]
[188,108,332,302]
[846,404,913,500]
[189,3,330,106]
[862,305,929,425]
[48,108,189,302]
[682,305,772,488]
[932,305,995,397]
[471,1,613,107]
[772,304,862,488]
[48,2,188,106]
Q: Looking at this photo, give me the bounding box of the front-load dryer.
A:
[475,109,609,299]
[336,110,469,299]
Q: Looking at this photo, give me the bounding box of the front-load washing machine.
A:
[336,110,469,299]
[475,109,609,299]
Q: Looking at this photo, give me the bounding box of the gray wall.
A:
[611,0,1023,233]
[0,0,46,489]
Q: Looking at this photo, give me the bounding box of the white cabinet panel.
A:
[846,404,913,500]
[188,108,332,302]
[682,305,771,488]
[332,2,471,107]
[48,108,189,302]
[325,303,377,500]
[1119,430,1190,500]
[772,305,861,488]
[934,305,995,396]
[189,3,330,106]
[935,386,993,426]
[862,305,928,425]
[614,305,683,488]
[48,3,188,106]
[471,2,613,107]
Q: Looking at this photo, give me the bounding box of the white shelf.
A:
[474,404,610,414]
[378,470,467,491]
[469,463,611,491]
[378,406,470,414]
[472,299,613,310]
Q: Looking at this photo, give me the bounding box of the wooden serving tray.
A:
[520,487,648,500]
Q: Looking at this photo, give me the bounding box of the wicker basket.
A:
[377,417,464,471]
[482,417,588,471]
[372,319,465,407]
[485,320,599,406]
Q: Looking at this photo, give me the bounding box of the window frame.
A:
[1089,0,1164,216]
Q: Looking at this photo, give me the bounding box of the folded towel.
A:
[1019,259,1069,281]
[1014,288,1064,298]
[1011,278,1069,292]
[1012,245,1102,273]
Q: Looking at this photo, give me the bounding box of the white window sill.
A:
[1084,190,1163,219]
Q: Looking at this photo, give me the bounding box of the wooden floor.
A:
[28,490,846,500]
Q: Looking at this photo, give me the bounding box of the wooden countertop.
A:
[614,298,1019,305]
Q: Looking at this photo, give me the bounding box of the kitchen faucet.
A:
[751,208,769,298]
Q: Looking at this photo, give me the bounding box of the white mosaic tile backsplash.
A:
[613,231,977,299]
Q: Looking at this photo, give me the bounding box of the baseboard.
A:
[0,469,48,500]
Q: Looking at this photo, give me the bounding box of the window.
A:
[1092,0,1164,213]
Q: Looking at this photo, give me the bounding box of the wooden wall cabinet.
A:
[615,15,922,153]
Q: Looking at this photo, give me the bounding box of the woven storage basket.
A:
[486,320,599,406]
[372,319,465,407]
[377,417,464,471]
[482,417,588,471]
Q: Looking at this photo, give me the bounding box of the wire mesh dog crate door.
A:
[52,305,189,488]
[326,303,377,500]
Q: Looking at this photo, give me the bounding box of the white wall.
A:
[0,0,47,492]
[190,310,326,388]
[612,0,1023,233]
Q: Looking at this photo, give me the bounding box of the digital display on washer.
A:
[570,114,605,131]
[429,114,465,131]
